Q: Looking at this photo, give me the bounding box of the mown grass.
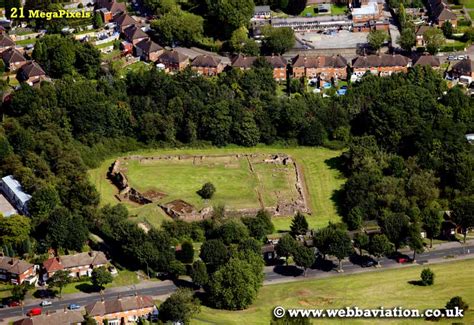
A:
[88,146,345,231]
[193,259,474,324]
[462,0,474,8]
[61,269,139,295]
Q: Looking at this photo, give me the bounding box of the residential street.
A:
[1,240,473,323]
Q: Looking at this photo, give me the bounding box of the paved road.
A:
[0,282,177,321]
[265,243,474,283]
[2,243,473,322]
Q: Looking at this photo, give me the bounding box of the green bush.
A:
[420,268,435,286]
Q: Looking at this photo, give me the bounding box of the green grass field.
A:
[88,146,344,231]
[61,269,139,295]
[192,259,474,324]
[462,0,474,8]
[300,4,347,16]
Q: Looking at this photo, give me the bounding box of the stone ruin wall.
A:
[111,153,311,221]
[107,160,153,205]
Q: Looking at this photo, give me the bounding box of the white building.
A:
[0,175,32,216]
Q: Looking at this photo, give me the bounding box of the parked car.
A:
[68,303,80,310]
[361,260,375,267]
[40,300,52,306]
[397,257,409,263]
[0,303,5,308]
[457,55,466,60]
[447,55,455,61]
[8,301,21,307]
[27,307,42,316]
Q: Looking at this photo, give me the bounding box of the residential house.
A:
[123,25,148,45]
[427,0,457,27]
[271,16,352,32]
[0,256,36,285]
[413,55,441,69]
[191,55,225,76]
[13,310,83,325]
[265,55,287,81]
[113,13,136,33]
[0,34,15,54]
[231,54,257,70]
[96,0,126,22]
[352,0,382,23]
[232,54,287,80]
[2,48,27,71]
[135,39,163,62]
[0,175,31,216]
[450,58,474,79]
[42,251,108,280]
[351,54,411,79]
[85,295,156,325]
[253,5,271,19]
[17,61,47,85]
[157,50,189,73]
[292,54,347,80]
[415,25,431,47]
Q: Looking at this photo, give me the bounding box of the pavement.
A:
[1,240,473,322]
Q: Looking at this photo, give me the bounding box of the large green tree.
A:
[159,288,201,323]
[290,212,309,237]
[48,270,70,298]
[451,196,474,243]
[367,30,387,53]
[262,26,295,54]
[209,257,262,310]
[151,8,204,46]
[327,228,353,271]
[368,234,393,265]
[275,233,298,265]
[91,266,113,290]
[423,28,445,54]
[205,0,255,37]
[293,245,315,276]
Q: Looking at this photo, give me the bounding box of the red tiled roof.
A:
[43,257,63,273]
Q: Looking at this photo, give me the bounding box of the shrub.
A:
[446,296,469,311]
[420,268,435,286]
[197,182,216,199]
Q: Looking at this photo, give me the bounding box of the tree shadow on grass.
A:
[330,188,346,217]
[75,283,97,294]
[407,280,425,286]
[324,156,345,172]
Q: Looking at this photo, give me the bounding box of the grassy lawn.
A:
[15,38,37,46]
[300,4,346,16]
[469,11,474,19]
[0,283,13,299]
[61,269,140,295]
[332,4,347,15]
[193,259,474,324]
[88,146,344,231]
[462,0,474,8]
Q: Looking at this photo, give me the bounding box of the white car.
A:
[40,300,52,306]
